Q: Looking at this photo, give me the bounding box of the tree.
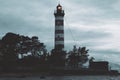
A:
[0,32,47,66]
[67,45,89,68]
[1,32,20,61]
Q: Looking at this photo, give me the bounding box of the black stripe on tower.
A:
[55,20,64,26]
[55,37,64,41]
[54,12,64,17]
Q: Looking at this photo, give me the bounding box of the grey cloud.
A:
[91,49,120,54]
[65,29,111,40]
[65,0,120,27]
[71,0,117,9]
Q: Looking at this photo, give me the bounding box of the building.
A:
[54,4,65,51]
[89,61,109,71]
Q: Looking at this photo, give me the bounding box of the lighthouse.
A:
[54,4,65,51]
[50,4,66,67]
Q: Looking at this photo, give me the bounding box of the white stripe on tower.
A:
[55,26,63,30]
[55,16,63,20]
[54,4,65,50]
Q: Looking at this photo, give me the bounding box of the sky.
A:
[0,0,120,71]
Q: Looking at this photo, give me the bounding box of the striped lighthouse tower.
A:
[54,4,65,51]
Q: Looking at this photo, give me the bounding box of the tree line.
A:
[0,32,90,71]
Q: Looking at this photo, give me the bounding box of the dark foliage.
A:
[48,49,66,67]
[67,46,89,68]
[0,32,90,72]
[0,32,47,67]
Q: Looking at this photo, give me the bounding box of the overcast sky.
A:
[0,0,120,70]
